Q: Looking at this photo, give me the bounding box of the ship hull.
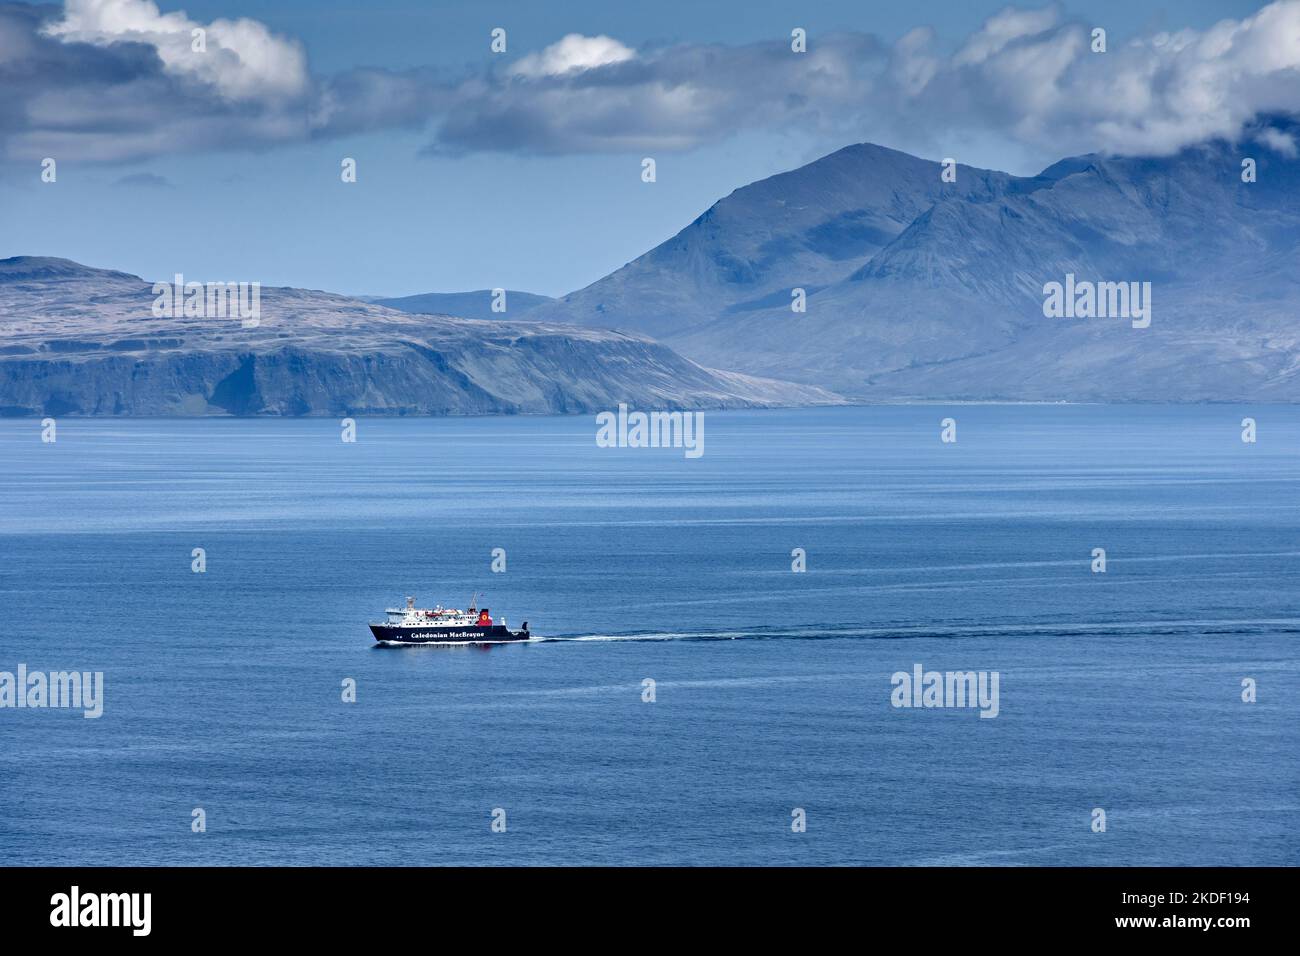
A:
[369,623,531,645]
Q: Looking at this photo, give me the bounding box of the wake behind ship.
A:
[369,597,531,645]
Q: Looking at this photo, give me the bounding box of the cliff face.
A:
[0,258,838,416]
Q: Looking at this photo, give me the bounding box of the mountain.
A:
[375,290,554,320]
[0,258,836,416]
[531,143,1022,341]
[535,123,1300,401]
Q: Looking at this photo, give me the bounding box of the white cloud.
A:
[427,1,1300,159]
[41,0,308,100]
[510,34,636,78]
[952,5,1061,66]
[6,0,1300,165]
[1257,126,1299,157]
[877,0,1300,158]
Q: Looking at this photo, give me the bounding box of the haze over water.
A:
[0,406,1296,865]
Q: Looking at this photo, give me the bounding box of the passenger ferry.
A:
[369,596,531,645]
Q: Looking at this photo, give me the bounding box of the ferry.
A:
[369,596,530,645]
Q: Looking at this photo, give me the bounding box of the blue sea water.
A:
[0,406,1296,866]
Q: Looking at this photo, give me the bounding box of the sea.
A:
[0,406,1296,865]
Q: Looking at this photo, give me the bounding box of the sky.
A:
[0,0,1288,297]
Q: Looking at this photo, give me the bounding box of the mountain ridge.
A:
[0,258,837,416]
[375,289,554,321]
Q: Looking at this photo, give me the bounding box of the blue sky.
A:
[0,0,1281,297]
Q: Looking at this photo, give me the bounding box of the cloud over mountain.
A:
[42,0,308,99]
[423,1,1300,160]
[0,0,313,162]
[3,0,1300,163]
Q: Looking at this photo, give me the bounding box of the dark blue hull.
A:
[369,623,531,645]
